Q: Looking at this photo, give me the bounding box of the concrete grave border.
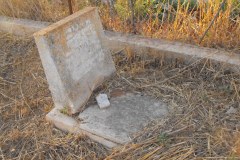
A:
[104,31,240,72]
[0,15,239,72]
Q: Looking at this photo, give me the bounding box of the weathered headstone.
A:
[34,7,116,114]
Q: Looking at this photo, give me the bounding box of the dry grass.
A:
[101,0,240,52]
[0,1,239,159]
[1,32,240,159]
[0,33,108,159]
[0,0,239,52]
[105,52,240,159]
[0,0,88,22]
[0,0,66,22]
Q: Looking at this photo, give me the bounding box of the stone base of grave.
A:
[46,93,169,148]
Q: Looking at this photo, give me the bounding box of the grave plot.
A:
[32,7,240,149]
[1,30,240,159]
[1,6,240,160]
[34,7,169,148]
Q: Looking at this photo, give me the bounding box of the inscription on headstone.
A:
[34,7,116,114]
[65,20,105,80]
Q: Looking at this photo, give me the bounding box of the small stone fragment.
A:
[96,94,110,109]
[226,107,237,114]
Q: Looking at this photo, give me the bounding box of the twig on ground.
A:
[199,0,227,44]
[0,147,5,160]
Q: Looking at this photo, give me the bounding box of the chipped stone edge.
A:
[46,108,122,148]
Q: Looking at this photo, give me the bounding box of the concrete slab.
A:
[79,93,168,145]
[34,7,116,114]
[47,93,168,148]
[46,108,119,148]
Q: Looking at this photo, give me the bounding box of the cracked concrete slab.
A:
[47,93,169,148]
[78,93,169,145]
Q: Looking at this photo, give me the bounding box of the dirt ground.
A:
[1,32,240,159]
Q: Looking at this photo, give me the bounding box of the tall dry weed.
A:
[101,0,240,51]
[0,0,67,21]
[0,0,239,51]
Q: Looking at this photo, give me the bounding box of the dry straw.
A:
[0,0,240,159]
[0,0,239,52]
[1,32,240,159]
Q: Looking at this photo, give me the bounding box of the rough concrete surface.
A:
[104,31,240,72]
[79,93,168,145]
[46,93,168,148]
[46,108,119,148]
[0,16,50,36]
[34,7,116,114]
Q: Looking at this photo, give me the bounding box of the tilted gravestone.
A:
[34,7,116,114]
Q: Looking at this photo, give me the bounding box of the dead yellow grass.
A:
[1,32,240,159]
[0,0,240,159]
[0,0,239,51]
[0,33,108,159]
[104,50,240,159]
[0,0,90,22]
[101,0,240,51]
[0,0,67,21]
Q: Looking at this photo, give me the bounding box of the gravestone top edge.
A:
[33,7,97,37]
